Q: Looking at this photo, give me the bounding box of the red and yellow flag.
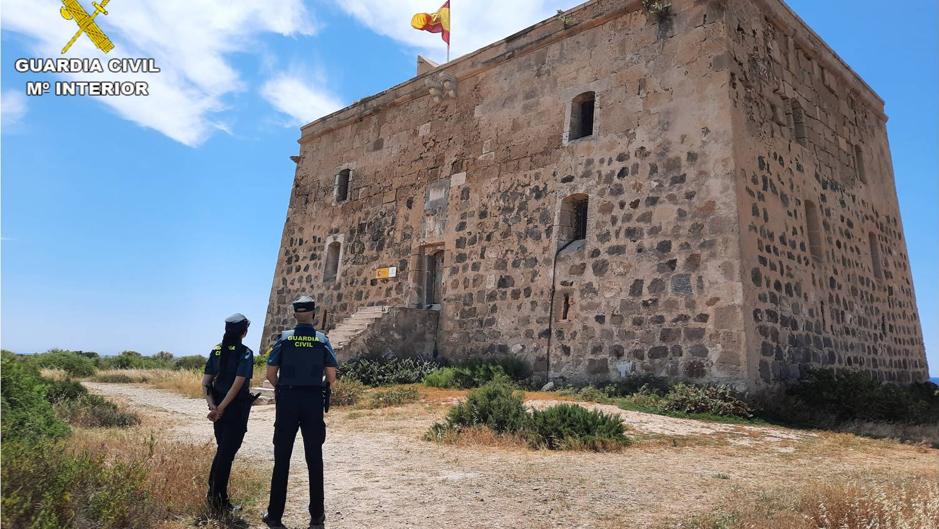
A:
[411,1,450,45]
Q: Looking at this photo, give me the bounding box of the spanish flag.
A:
[411,1,450,45]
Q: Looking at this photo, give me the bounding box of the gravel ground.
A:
[86,383,938,529]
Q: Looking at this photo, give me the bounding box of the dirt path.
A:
[86,383,938,529]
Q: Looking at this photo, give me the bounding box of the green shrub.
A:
[602,374,672,397]
[173,355,207,371]
[98,351,173,370]
[454,357,532,382]
[1,440,153,529]
[761,369,939,426]
[1,352,70,442]
[55,394,140,428]
[528,404,629,450]
[339,357,439,386]
[364,387,420,408]
[93,372,147,383]
[423,366,481,389]
[44,378,89,403]
[27,349,97,377]
[330,379,367,407]
[658,384,753,418]
[439,380,530,434]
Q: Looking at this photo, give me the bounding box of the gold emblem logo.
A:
[60,0,114,55]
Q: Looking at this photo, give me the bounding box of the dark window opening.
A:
[558,193,589,250]
[324,241,341,282]
[804,200,823,263]
[320,309,329,329]
[569,92,595,141]
[854,143,867,184]
[560,293,572,321]
[869,232,883,280]
[791,100,807,145]
[335,169,351,202]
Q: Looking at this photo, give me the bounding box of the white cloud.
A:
[1,0,317,146]
[261,71,343,126]
[333,0,576,61]
[1,91,28,127]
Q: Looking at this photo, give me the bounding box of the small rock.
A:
[540,381,555,391]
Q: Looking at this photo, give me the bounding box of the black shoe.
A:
[308,513,326,529]
[262,513,287,529]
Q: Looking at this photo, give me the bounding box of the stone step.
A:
[252,386,275,394]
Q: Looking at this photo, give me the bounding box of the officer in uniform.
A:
[262,296,338,529]
[202,313,256,512]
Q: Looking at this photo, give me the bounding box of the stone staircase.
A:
[327,305,391,351]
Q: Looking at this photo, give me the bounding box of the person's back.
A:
[263,296,338,529]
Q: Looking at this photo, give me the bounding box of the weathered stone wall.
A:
[723,0,928,384]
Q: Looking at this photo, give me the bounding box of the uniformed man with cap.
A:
[202,313,256,512]
[262,296,338,529]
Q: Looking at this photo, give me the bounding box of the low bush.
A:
[428,380,629,451]
[454,357,532,382]
[771,369,939,425]
[340,357,439,386]
[27,349,98,378]
[173,355,207,371]
[528,404,629,451]
[55,394,141,428]
[330,379,367,407]
[1,352,70,442]
[442,380,530,434]
[92,371,149,383]
[658,384,754,418]
[44,378,89,403]
[98,351,173,370]
[364,387,420,408]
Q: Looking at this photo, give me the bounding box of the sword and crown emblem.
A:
[60,0,114,54]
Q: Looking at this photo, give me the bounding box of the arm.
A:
[266,365,279,387]
[202,373,217,410]
[213,376,247,418]
[325,367,337,385]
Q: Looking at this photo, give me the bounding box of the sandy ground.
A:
[86,383,939,529]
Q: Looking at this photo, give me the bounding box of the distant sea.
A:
[931,377,939,385]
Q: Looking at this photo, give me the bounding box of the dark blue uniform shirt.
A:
[204,345,255,379]
[267,324,339,369]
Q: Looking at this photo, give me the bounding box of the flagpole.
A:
[447,0,451,62]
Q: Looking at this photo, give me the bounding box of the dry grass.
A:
[430,425,532,450]
[39,368,69,380]
[666,475,939,529]
[68,427,268,522]
[94,366,270,400]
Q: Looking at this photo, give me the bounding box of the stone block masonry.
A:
[261,0,928,389]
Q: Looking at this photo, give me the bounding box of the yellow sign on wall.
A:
[375,266,397,279]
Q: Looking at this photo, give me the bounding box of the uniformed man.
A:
[202,313,255,513]
[262,296,338,529]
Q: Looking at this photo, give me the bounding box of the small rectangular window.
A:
[560,293,571,321]
[854,143,867,184]
[805,200,823,263]
[869,232,883,280]
[324,241,341,282]
[335,169,351,202]
[791,100,807,146]
[569,92,595,141]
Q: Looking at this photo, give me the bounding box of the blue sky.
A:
[2,1,936,375]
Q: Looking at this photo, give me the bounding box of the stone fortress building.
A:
[262,0,929,388]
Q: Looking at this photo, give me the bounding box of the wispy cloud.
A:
[2,0,318,146]
[1,91,28,127]
[333,0,575,61]
[261,70,343,127]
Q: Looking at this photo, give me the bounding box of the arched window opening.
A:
[804,200,824,263]
[791,100,807,146]
[869,232,883,280]
[569,92,595,141]
[854,143,867,184]
[324,241,341,282]
[558,193,589,250]
[335,169,351,202]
